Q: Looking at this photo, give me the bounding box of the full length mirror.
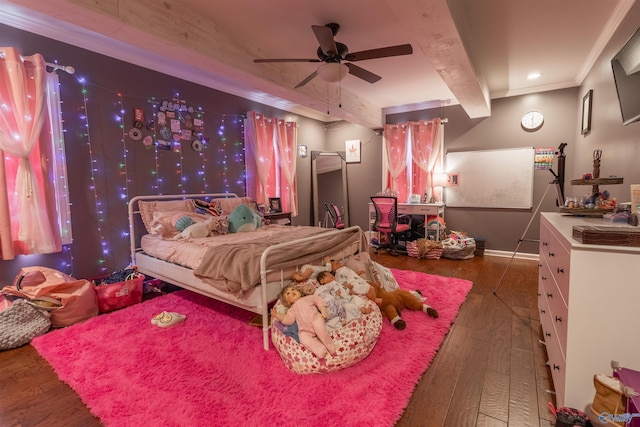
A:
[312,151,349,228]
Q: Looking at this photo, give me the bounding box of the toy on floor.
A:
[370,281,438,330]
[270,284,336,359]
[151,311,186,328]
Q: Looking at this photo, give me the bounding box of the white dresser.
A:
[538,212,640,411]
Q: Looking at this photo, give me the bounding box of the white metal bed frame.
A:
[128,193,365,350]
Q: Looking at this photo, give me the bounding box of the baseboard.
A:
[483,249,539,261]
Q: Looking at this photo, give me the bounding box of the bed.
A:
[128,193,367,350]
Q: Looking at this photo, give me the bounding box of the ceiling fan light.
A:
[317,63,349,82]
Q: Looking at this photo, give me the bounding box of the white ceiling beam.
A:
[385,0,491,118]
[3,0,385,128]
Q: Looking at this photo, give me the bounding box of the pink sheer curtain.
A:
[0,47,60,259]
[245,111,276,205]
[275,119,298,215]
[383,124,409,202]
[411,118,444,201]
[383,119,444,203]
[245,111,298,214]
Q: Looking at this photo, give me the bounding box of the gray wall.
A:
[2,1,640,283]
[386,90,579,254]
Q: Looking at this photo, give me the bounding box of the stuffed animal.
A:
[228,204,261,233]
[174,218,215,239]
[369,280,438,330]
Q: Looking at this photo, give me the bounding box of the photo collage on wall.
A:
[126,97,206,153]
[155,99,206,153]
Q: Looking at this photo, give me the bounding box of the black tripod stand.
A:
[492,143,567,295]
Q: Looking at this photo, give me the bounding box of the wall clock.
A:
[521,111,544,131]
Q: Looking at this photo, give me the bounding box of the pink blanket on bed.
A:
[194,226,363,293]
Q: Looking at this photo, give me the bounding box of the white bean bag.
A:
[271,300,382,374]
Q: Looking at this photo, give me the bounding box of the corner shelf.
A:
[560,151,623,216]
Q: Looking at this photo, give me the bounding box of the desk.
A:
[263,211,291,225]
[368,202,445,241]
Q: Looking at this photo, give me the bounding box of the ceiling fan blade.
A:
[312,25,338,56]
[344,44,413,61]
[295,70,319,88]
[254,58,321,63]
[345,63,381,84]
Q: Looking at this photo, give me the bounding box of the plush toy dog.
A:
[369,280,438,330]
[174,218,215,239]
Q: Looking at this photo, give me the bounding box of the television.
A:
[611,27,640,125]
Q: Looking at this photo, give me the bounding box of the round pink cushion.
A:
[271,300,382,374]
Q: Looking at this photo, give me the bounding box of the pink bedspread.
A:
[194,226,364,294]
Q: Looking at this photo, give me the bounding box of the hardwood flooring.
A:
[0,252,555,427]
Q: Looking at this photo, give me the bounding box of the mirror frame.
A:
[311,151,349,228]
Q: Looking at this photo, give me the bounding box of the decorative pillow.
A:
[371,261,399,291]
[212,197,253,215]
[148,211,209,238]
[139,200,195,233]
[195,199,222,216]
[271,300,382,374]
[343,252,375,282]
[174,215,194,232]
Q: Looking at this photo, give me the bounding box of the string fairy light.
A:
[79,81,111,273]
[117,93,130,203]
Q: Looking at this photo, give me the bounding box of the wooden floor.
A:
[0,252,556,427]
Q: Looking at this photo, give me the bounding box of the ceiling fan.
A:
[253,23,413,88]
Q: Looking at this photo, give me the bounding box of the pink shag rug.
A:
[32,269,472,427]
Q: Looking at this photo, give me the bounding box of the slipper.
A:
[156,312,186,328]
[151,311,168,325]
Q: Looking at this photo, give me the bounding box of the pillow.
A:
[139,199,195,233]
[148,210,209,238]
[212,197,253,215]
[371,261,399,291]
[344,252,375,282]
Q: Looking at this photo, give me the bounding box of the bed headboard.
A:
[128,193,238,265]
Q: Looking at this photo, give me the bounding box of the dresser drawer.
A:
[543,284,568,353]
[540,221,570,306]
[539,261,568,351]
[539,307,566,405]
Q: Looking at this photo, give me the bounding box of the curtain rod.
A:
[0,50,76,74]
[45,62,75,74]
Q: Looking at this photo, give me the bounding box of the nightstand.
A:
[263,212,291,225]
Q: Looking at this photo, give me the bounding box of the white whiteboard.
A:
[444,147,535,208]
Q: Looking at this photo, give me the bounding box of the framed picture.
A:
[581,89,593,135]
[345,139,361,163]
[297,144,308,158]
[269,197,281,213]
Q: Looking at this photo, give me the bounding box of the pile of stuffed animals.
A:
[174,203,262,239]
[287,253,439,331]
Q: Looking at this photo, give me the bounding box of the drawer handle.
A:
[547,292,553,298]
[553,364,560,371]
[548,252,555,257]
[557,267,564,274]
[543,242,548,246]
[545,332,551,337]
[540,309,546,314]
[555,316,562,323]
[541,276,547,281]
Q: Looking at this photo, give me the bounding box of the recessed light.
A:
[527,72,542,80]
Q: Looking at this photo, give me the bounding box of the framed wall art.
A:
[581,89,593,135]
